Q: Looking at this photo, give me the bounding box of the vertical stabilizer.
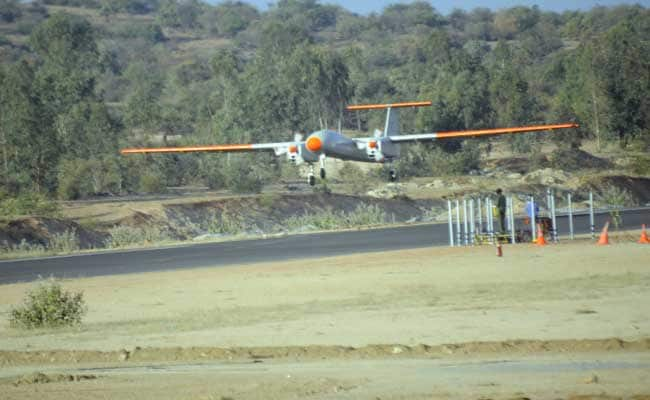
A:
[383,107,400,137]
[345,101,432,138]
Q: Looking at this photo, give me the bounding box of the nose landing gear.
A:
[308,164,316,186]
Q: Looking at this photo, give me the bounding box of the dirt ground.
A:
[1,241,649,399]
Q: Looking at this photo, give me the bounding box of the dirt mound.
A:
[0,218,109,250]
[162,193,437,238]
[579,176,650,205]
[12,372,96,386]
[491,157,543,174]
[116,210,159,227]
[2,338,648,366]
[491,150,611,174]
[549,149,612,170]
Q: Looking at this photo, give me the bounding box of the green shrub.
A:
[57,158,122,200]
[626,155,650,175]
[138,172,166,194]
[285,204,386,232]
[0,192,60,217]
[10,280,86,329]
[338,162,373,194]
[106,225,171,248]
[204,210,246,235]
[48,229,80,253]
[599,185,633,208]
[397,141,481,178]
[345,204,386,226]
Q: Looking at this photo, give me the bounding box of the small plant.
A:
[599,185,633,208]
[10,279,86,329]
[0,192,60,217]
[48,229,80,253]
[284,203,386,232]
[345,204,386,226]
[205,210,247,235]
[106,225,171,248]
[599,185,633,229]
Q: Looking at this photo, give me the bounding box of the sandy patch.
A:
[1,242,649,399]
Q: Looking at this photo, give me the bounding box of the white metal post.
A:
[508,197,517,244]
[447,200,454,247]
[469,199,475,245]
[530,196,536,242]
[485,198,490,242]
[487,198,494,244]
[455,200,461,246]
[463,199,469,246]
[589,191,595,239]
[568,193,574,240]
[551,190,558,242]
[477,198,483,234]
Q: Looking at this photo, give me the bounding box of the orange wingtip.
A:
[436,123,579,139]
[346,101,432,111]
[121,144,254,154]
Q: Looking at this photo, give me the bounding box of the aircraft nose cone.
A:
[306,136,323,152]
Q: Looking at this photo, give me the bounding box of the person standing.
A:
[496,188,506,233]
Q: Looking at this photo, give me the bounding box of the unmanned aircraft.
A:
[121,101,579,185]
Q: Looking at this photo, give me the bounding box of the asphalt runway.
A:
[1,208,648,285]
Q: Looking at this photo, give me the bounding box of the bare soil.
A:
[1,242,649,399]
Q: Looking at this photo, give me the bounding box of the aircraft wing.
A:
[388,123,579,142]
[120,142,298,156]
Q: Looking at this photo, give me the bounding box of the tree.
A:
[592,22,649,147]
[0,0,21,23]
[29,13,101,113]
[0,60,60,192]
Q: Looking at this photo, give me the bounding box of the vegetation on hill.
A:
[0,0,648,202]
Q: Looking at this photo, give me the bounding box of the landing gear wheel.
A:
[320,168,326,179]
[389,169,397,182]
[308,174,316,186]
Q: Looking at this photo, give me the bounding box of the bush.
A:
[138,172,166,194]
[626,155,650,175]
[599,185,634,208]
[397,141,481,178]
[10,279,86,329]
[48,229,80,253]
[338,162,373,194]
[285,204,386,232]
[106,225,171,248]
[0,191,60,217]
[206,210,247,235]
[57,158,122,200]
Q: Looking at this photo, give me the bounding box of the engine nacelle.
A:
[365,140,385,162]
[286,144,304,165]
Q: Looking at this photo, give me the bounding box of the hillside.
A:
[0,1,648,255]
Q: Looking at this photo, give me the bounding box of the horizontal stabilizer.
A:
[346,101,432,111]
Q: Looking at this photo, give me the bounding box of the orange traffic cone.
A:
[639,224,650,244]
[597,221,610,245]
[536,224,547,246]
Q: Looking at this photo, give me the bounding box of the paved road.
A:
[1,208,648,284]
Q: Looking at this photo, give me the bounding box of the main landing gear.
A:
[307,154,326,186]
[389,168,397,182]
[319,154,326,180]
[308,165,316,186]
